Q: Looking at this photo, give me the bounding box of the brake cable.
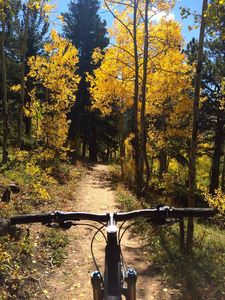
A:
[118,221,138,278]
[118,220,127,241]
[119,222,136,244]
[45,221,107,275]
[66,222,107,274]
[90,224,106,275]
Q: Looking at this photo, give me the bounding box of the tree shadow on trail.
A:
[120,230,173,300]
[121,230,161,275]
[88,164,116,191]
[91,176,116,191]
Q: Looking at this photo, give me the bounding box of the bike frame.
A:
[91,213,137,300]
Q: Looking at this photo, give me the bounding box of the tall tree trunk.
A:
[149,155,154,176]
[82,128,87,158]
[106,144,110,162]
[82,139,87,157]
[179,218,185,254]
[118,112,126,178]
[140,0,149,195]
[89,113,97,162]
[209,110,225,194]
[24,116,32,136]
[18,7,30,146]
[143,131,151,193]
[221,145,225,193]
[187,0,208,255]
[133,0,141,196]
[1,12,9,163]
[159,149,167,179]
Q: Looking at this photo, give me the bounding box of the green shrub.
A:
[116,185,141,211]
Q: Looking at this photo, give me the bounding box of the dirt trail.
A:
[40,164,174,300]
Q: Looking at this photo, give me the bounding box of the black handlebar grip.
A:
[10,213,54,225]
[115,208,217,221]
[169,208,217,218]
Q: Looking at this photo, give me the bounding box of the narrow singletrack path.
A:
[40,164,175,300]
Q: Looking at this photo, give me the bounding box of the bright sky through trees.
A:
[51,0,202,44]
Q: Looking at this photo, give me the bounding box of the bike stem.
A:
[106,213,118,244]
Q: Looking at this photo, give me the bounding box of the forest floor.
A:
[35,163,179,300]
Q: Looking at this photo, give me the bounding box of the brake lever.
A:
[165,218,180,226]
[146,217,180,226]
[44,221,76,230]
[147,204,170,225]
[147,205,179,226]
[148,217,167,225]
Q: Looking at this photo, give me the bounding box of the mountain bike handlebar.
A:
[10,207,216,225]
[7,207,217,300]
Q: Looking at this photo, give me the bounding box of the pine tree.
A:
[62,0,109,161]
[18,1,49,143]
[185,25,225,195]
[22,5,49,137]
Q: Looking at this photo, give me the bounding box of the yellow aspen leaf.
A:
[10,84,22,92]
[26,30,80,158]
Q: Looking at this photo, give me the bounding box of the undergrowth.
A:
[41,228,69,267]
[0,232,31,299]
[0,159,84,299]
[116,184,225,300]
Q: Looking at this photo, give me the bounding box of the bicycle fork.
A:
[91,268,137,300]
[91,271,103,300]
[124,268,137,300]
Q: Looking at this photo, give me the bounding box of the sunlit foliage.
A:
[88,9,192,177]
[26,30,80,158]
